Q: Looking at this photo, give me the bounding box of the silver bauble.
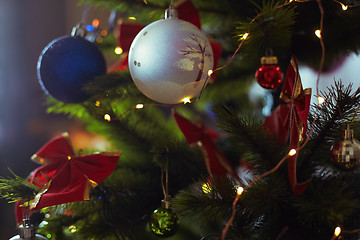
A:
[129,5,214,104]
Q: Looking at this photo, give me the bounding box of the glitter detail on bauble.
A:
[331,124,360,170]
[37,36,106,103]
[128,14,214,104]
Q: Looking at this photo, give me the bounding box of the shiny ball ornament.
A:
[331,125,360,170]
[9,234,48,240]
[9,220,48,240]
[255,56,283,89]
[128,6,214,104]
[37,36,106,103]
[150,207,178,237]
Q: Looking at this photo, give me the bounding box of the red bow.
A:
[263,56,311,194]
[173,110,239,179]
[110,0,222,82]
[15,133,120,223]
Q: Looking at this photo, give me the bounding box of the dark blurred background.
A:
[0,1,110,238]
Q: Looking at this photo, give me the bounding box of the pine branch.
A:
[212,104,287,172]
[0,170,38,203]
[235,0,296,63]
[304,81,360,166]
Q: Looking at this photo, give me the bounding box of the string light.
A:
[315,29,322,38]
[92,18,100,28]
[136,104,144,109]
[241,32,249,40]
[317,96,325,105]
[182,97,191,104]
[207,69,213,77]
[104,114,111,122]
[69,225,77,234]
[236,186,244,195]
[101,29,108,37]
[288,149,297,156]
[95,100,101,107]
[340,2,348,10]
[128,16,136,20]
[114,47,123,55]
[334,226,341,237]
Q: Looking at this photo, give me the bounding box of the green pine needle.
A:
[0,170,39,203]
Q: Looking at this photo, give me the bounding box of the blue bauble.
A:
[37,36,106,103]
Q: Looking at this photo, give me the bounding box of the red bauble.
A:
[255,56,283,89]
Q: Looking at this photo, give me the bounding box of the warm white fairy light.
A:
[128,16,136,20]
[242,32,249,40]
[104,114,111,122]
[315,29,322,39]
[182,97,191,104]
[136,104,144,109]
[95,100,101,107]
[208,69,213,77]
[334,226,341,237]
[288,149,297,156]
[340,3,348,10]
[236,186,244,195]
[114,47,123,55]
[317,96,325,105]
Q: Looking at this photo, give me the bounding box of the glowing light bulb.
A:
[46,233,52,239]
[69,225,77,234]
[104,114,111,122]
[340,3,348,10]
[207,69,213,77]
[67,156,72,160]
[242,32,249,40]
[315,29,321,39]
[317,96,325,105]
[92,19,100,28]
[236,186,244,195]
[128,16,136,20]
[136,104,144,109]
[101,29,108,37]
[182,97,191,104]
[334,226,341,237]
[95,100,101,107]
[114,47,123,55]
[86,25,94,32]
[202,182,212,194]
[288,149,297,156]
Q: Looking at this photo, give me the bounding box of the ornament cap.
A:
[18,219,35,239]
[344,124,354,140]
[165,4,178,19]
[71,23,87,37]
[261,56,278,65]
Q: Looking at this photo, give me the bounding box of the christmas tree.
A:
[2,0,360,239]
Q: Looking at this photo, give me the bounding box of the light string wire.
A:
[218,0,359,239]
[94,1,359,237]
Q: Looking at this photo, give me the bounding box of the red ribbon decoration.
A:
[15,132,120,224]
[263,56,311,195]
[110,0,222,81]
[173,110,239,180]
